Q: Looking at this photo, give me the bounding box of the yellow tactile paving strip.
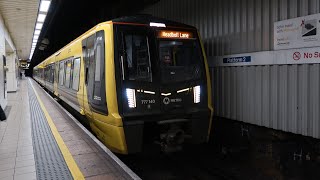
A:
[29,78,136,179]
[29,79,85,180]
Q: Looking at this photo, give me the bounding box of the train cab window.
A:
[65,60,72,88]
[72,58,80,91]
[124,34,152,82]
[59,61,65,85]
[158,39,203,83]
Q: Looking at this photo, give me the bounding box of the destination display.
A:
[158,30,193,39]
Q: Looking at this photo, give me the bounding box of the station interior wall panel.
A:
[0,12,17,109]
[142,0,320,138]
[143,0,320,56]
[6,53,17,92]
[213,64,320,139]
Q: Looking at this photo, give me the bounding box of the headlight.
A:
[193,86,200,103]
[126,88,136,108]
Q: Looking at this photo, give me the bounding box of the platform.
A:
[0,78,140,180]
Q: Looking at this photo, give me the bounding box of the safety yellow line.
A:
[29,80,85,180]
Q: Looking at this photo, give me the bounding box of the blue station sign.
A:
[223,56,251,63]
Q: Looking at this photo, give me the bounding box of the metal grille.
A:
[28,83,73,180]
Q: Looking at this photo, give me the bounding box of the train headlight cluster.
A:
[193,86,201,104]
[126,88,137,108]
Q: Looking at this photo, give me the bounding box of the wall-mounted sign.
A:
[223,56,251,63]
[158,30,193,39]
[274,13,320,50]
[210,47,320,67]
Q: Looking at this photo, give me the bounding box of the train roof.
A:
[112,15,195,29]
[34,15,196,68]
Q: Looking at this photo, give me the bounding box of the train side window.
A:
[65,60,72,88]
[51,65,55,83]
[59,61,65,86]
[95,44,101,82]
[72,58,80,91]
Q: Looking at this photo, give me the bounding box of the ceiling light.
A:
[39,0,51,13]
[34,30,40,35]
[32,43,36,46]
[150,22,166,27]
[37,14,46,22]
[36,23,43,30]
[33,35,39,39]
[33,39,37,43]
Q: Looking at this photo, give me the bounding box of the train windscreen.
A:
[157,30,204,83]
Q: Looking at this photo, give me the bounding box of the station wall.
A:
[142,0,320,56]
[0,12,17,109]
[142,0,320,138]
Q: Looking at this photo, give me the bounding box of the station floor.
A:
[0,78,139,180]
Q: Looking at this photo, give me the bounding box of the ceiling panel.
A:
[0,0,38,59]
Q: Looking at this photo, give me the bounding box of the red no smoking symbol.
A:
[293,52,301,60]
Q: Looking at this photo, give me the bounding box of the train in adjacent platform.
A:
[33,16,213,154]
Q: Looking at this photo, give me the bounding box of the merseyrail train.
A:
[33,15,213,154]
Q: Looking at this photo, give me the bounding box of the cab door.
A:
[82,31,108,118]
[116,25,160,116]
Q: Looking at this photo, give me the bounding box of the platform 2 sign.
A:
[223,56,251,63]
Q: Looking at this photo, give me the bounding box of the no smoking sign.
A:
[293,52,301,61]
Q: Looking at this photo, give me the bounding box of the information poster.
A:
[274,13,320,50]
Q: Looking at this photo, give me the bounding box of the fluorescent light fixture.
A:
[34,30,40,35]
[150,22,166,27]
[33,35,39,39]
[36,23,43,30]
[32,42,36,46]
[37,14,46,22]
[193,86,201,103]
[126,88,136,108]
[33,39,37,43]
[39,0,51,13]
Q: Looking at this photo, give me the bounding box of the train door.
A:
[82,31,107,118]
[116,26,160,115]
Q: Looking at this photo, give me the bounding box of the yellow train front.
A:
[33,15,213,154]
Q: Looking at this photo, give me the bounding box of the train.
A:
[33,15,213,154]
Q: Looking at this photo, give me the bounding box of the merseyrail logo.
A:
[163,97,170,105]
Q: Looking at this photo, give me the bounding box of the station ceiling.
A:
[0,0,38,59]
[28,0,159,70]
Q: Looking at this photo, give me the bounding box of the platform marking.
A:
[34,79,141,180]
[29,79,85,180]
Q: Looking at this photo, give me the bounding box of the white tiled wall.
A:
[0,12,17,109]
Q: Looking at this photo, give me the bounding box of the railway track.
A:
[118,144,239,180]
